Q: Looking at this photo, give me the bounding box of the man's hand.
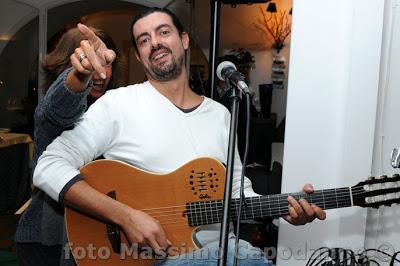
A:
[283,183,326,225]
[64,181,171,256]
[70,23,116,79]
[120,208,172,256]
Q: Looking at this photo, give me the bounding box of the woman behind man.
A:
[15,24,123,265]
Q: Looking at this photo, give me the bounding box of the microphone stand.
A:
[218,80,243,266]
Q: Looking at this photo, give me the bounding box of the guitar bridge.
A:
[106,191,121,254]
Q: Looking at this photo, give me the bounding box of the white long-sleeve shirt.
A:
[34,81,257,201]
[33,81,258,245]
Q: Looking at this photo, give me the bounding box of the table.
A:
[0,133,33,160]
[0,133,33,214]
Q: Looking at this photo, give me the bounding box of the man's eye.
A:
[139,38,148,45]
[161,30,169,35]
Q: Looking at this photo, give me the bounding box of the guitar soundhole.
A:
[188,168,221,199]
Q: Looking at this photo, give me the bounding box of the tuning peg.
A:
[379,175,387,179]
[368,176,375,180]
[392,174,400,178]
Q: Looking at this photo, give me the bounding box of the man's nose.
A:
[150,34,163,48]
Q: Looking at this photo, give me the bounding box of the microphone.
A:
[216,61,250,94]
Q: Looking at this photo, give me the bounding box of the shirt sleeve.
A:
[33,91,121,202]
[36,67,92,135]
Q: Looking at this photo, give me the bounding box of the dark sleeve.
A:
[32,68,92,169]
[35,67,92,138]
[59,173,84,203]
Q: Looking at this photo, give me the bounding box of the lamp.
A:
[266,2,277,13]
[224,0,272,8]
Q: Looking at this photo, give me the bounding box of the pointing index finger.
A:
[77,23,103,50]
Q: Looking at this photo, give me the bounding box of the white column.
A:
[367,0,400,265]
[277,0,384,265]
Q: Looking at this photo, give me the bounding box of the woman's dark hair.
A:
[130,7,185,52]
[42,26,122,94]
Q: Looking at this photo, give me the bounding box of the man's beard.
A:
[145,44,184,82]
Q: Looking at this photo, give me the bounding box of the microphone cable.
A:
[233,92,251,266]
[305,247,400,265]
[390,251,400,266]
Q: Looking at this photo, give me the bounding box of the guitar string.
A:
[148,199,353,221]
[136,186,369,213]
[143,196,353,217]
[139,196,356,221]
[142,185,385,213]
[140,190,395,219]
[140,187,365,212]
[84,186,396,225]
[154,197,354,225]
[108,187,400,227]
[141,192,397,221]
[96,186,396,227]
[155,194,389,226]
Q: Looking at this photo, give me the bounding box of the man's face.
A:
[132,12,189,82]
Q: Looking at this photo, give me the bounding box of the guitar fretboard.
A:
[187,187,353,226]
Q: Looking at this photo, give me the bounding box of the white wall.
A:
[277,0,384,265]
[367,1,400,265]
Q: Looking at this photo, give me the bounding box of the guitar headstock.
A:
[352,174,400,208]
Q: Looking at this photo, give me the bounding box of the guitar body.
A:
[65,157,226,266]
[65,157,400,265]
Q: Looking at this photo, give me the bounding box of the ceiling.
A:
[0,0,173,55]
[1,0,172,40]
[1,0,291,53]
[13,0,172,9]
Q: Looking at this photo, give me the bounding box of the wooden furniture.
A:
[0,133,33,159]
[0,133,32,214]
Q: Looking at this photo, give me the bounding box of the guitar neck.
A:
[187,187,353,226]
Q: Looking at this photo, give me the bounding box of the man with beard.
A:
[33,7,325,265]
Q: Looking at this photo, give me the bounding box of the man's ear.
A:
[181,32,189,50]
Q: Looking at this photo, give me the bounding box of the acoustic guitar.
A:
[65,157,400,265]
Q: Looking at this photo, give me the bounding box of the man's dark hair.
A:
[130,7,185,52]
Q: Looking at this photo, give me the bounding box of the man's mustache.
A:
[149,44,172,60]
